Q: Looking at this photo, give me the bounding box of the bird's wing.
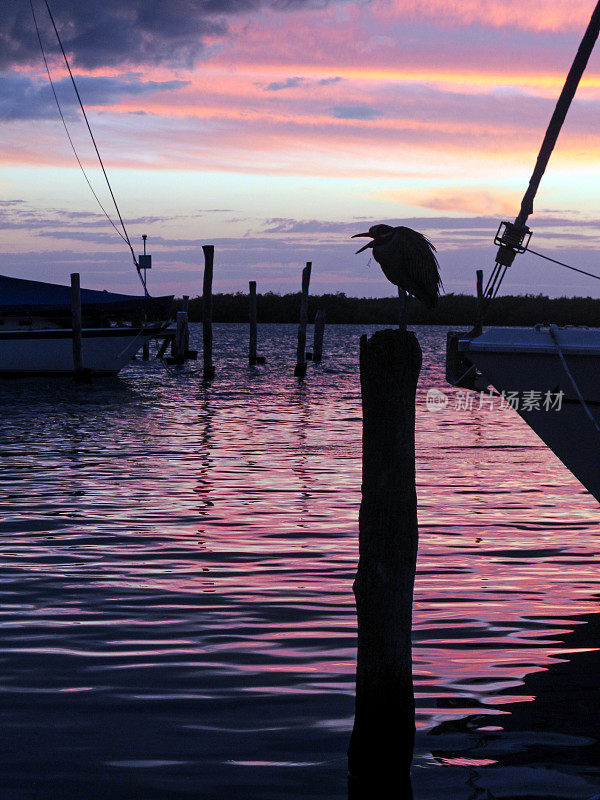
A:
[395,227,442,306]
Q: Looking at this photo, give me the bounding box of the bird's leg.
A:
[397,287,408,330]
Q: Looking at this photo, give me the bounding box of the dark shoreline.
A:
[175,292,600,327]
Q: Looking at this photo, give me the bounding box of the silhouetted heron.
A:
[352,224,442,328]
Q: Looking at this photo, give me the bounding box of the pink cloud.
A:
[386,0,593,33]
[380,188,523,216]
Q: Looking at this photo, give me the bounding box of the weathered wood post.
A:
[181,295,190,357]
[476,269,483,305]
[156,334,171,360]
[70,272,84,379]
[348,328,421,797]
[202,245,215,380]
[249,280,258,365]
[294,262,311,377]
[474,268,484,335]
[313,309,326,362]
[173,311,188,364]
[142,339,150,360]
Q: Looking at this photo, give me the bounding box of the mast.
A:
[481,1,600,316]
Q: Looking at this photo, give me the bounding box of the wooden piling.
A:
[313,309,325,362]
[176,297,197,362]
[142,339,150,361]
[249,280,258,365]
[348,328,421,796]
[474,269,484,335]
[156,335,171,360]
[294,262,311,377]
[476,269,483,304]
[172,311,188,364]
[202,245,215,380]
[70,272,85,379]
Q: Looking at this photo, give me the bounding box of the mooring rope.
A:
[549,325,600,436]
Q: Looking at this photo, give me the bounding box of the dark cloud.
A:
[0,201,175,230]
[3,235,600,299]
[263,217,355,233]
[2,200,599,297]
[260,75,342,91]
[2,0,340,70]
[0,71,188,120]
[265,76,305,91]
[263,215,593,235]
[331,103,381,120]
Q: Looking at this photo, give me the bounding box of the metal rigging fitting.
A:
[493,221,532,267]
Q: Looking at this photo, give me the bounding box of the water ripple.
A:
[0,324,599,799]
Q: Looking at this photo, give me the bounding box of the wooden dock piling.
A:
[348,328,421,796]
[476,269,483,304]
[156,335,170,360]
[249,280,258,365]
[70,272,86,381]
[313,309,325,362]
[474,269,484,335]
[173,311,188,364]
[202,245,215,380]
[294,262,311,377]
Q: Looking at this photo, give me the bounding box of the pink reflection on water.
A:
[2,325,600,794]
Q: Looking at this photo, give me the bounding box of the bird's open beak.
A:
[351,232,374,254]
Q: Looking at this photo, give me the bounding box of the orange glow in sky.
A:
[3,0,600,296]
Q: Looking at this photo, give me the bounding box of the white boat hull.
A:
[0,327,156,376]
[457,326,600,502]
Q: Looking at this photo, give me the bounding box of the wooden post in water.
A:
[249,280,258,365]
[70,272,85,380]
[348,328,421,797]
[182,295,191,356]
[294,262,311,377]
[313,309,326,362]
[156,335,171,360]
[202,245,215,380]
[474,269,484,335]
[173,311,188,364]
[142,339,150,360]
[476,269,483,305]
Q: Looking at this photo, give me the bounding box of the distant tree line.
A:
[175,292,600,327]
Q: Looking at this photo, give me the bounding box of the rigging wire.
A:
[527,247,600,282]
[480,247,600,316]
[29,0,128,247]
[475,246,600,326]
[477,0,600,313]
[31,0,147,294]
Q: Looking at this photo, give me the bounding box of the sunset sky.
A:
[3,0,600,298]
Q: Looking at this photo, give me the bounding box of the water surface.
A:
[1,324,599,799]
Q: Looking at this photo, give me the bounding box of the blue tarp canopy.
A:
[0,274,172,317]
